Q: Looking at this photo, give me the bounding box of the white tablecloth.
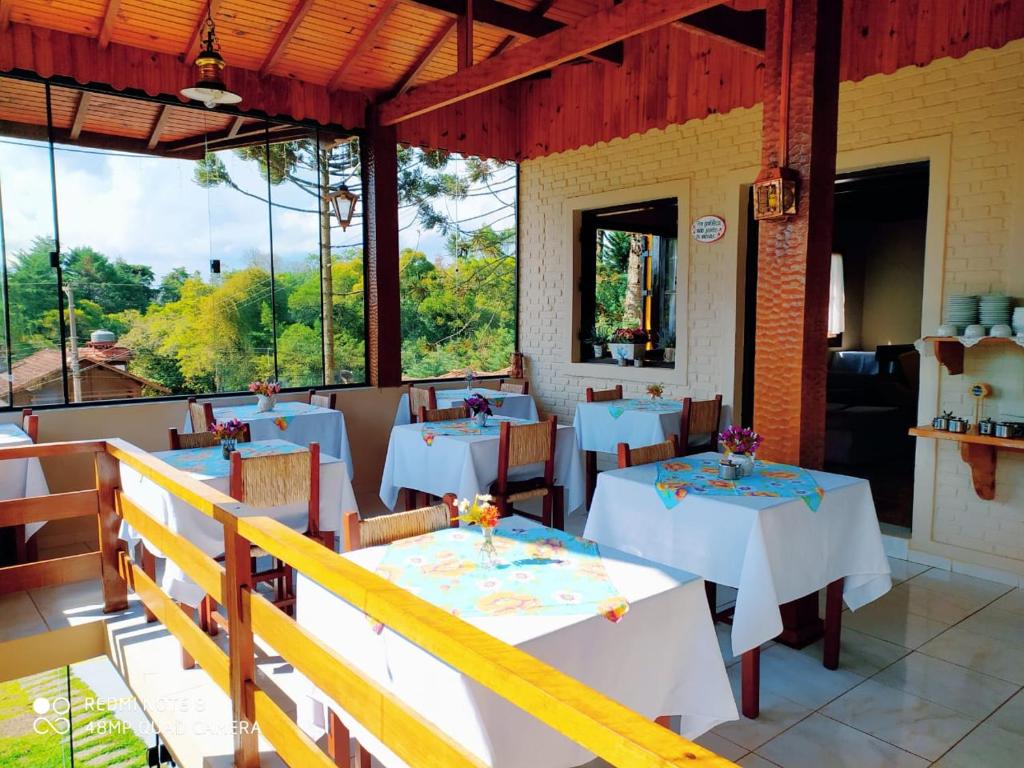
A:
[184,401,354,478]
[119,439,357,607]
[0,423,50,539]
[295,516,738,768]
[572,399,683,454]
[585,453,892,656]
[379,418,585,513]
[394,388,539,427]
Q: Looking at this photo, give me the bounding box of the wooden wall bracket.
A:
[909,426,1024,501]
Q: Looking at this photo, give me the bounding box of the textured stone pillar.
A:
[753,0,843,470]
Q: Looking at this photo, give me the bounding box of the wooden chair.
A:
[617,435,680,469]
[187,397,215,433]
[490,416,564,530]
[418,405,469,423]
[679,394,723,455]
[334,495,458,767]
[498,378,529,395]
[201,443,331,644]
[408,385,437,423]
[583,385,624,505]
[167,425,251,450]
[307,389,337,410]
[11,409,40,563]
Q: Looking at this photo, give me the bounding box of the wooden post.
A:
[752,0,843,653]
[741,647,760,719]
[458,0,474,71]
[224,525,258,767]
[363,105,402,388]
[94,451,128,613]
[823,577,844,670]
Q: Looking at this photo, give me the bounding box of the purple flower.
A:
[464,393,493,416]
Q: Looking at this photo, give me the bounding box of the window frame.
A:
[0,72,370,410]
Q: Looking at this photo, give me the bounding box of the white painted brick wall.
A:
[518,40,1024,569]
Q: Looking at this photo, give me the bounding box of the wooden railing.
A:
[0,438,735,768]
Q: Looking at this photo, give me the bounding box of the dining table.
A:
[585,452,892,718]
[572,397,684,455]
[294,515,738,768]
[379,416,585,513]
[184,400,354,477]
[118,439,357,607]
[0,422,50,542]
[393,387,539,427]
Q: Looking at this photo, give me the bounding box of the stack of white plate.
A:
[944,295,978,328]
[979,294,1012,328]
[1013,306,1024,335]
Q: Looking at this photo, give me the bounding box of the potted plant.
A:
[465,393,493,427]
[210,418,246,459]
[585,327,608,359]
[249,379,281,413]
[658,328,676,364]
[608,327,648,361]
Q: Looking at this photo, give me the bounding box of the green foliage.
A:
[593,228,633,336]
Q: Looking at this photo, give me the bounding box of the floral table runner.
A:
[160,439,306,477]
[654,455,825,511]
[606,398,683,419]
[213,400,321,431]
[373,526,629,623]
[420,416,526,445]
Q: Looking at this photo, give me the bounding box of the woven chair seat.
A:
[488,476,549,504]
[357,504,454,549]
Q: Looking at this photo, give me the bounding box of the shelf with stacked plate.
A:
[909,425,1024,499]
[922,336,1022,375]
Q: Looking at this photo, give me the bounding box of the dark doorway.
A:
[741,163,929,530]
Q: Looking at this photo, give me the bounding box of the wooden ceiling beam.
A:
[98,0,122,49]
[147,105,172,149]
[404,0,621,64]
[0,0,13,33]
[260,0,316,77]
[457,0,474,70]
[227,116,247,138]
[380,0,715,125]
[393,20,456,96]
[69,92,93,140]
[185,0,225,62]
[0,119,205,159]
[489,0,556,60]
[677,4,765,55]
[329,0,400,91]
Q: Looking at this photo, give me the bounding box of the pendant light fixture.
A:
[328,184,359,231]
[181,7,242,109]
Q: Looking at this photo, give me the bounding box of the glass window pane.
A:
[398,149,517,381]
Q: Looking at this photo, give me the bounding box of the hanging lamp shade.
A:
[181,11,242,109]
[328,185,359,231]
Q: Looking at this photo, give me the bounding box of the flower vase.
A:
[734,453,755,477]
[474,411,488,427]
[220,438,237,459]
[256,394,276,413]
[479,526,499,568]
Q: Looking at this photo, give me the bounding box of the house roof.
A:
[8,347,170,394]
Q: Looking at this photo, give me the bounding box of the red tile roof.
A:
[8,346,168,394]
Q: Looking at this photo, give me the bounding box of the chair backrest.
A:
[585,385,623,403]
[680,394,723,454]
[419,405,469,423]
[499,378,529,395]
[230,443,321,536]
[168,425,251,450]
[187,397,216,433]
[497,416,557,489]
[343,494,458,551]
[617,436,679,468]
[408,385,437,422]
[307,389,337,410]
[20,408,38,443]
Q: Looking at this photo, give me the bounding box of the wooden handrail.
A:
[0,439,735,768]
[0,490,97,526]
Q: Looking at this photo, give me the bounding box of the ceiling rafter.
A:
[185,0,225,62]
[147,105,172,149]
[393,20,457,96]
[227,116,247,138]
[260,0,316,77]
[676,4,765,55]
[379,0,715,125]
[329,0,401,91]
[489,0,557,60]
[69,92,93,140]
[404,0,621,64]
[457,0,474,70]
[98,0,122,49]
[0,0,12,33]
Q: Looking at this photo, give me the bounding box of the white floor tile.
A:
[712,667,812,751]
[918,626,1024,685]
[957,605,1024,644]
[843,594,950,649]
[821,679,977,761]
[990,588,1024,616]
[693,731,749,762]
[933,722,1024,768]
[799,627,907,678]
[737,754,781,768]
[987,689,1024,739]
[887,557,929,586]
[757,713,929,768]
[757,644,866,710]
[907,568,1013,606]
[871,651,1019,719]
[0,591,47,641]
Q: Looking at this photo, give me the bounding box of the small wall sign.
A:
[691,215,726,243]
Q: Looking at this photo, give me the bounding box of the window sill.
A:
[563,361,684,384]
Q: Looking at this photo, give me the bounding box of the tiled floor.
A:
[691,555,1024,768]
